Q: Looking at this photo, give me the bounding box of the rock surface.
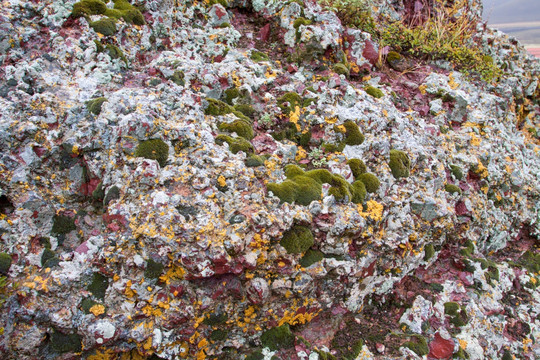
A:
[0,0,538,359]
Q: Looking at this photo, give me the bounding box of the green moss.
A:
[117,7,145,25]
[104,185,120,206]
[299,249,323,267]
[404,335,428,356]
[203,312,228,326]
[135,139,169,167]
[277,92,303,114]
[284,164,305,178]
[450,165,464,180]
[387,51,401,63]
[215,135,253,154]
[444,302,460,316]
[329,175,353,202]
[454,346,469,359]
[342,120,364,145]
[293,17,312,29]
[245,155,265,167]
[52,214,76,235]
[333,63,350,76]
[350,180,367,204]
[315,350,337,360]
[460,240,475,257]
[501,351,512,360]
[88,272,109,300]
[260,323,295,351]
[224,88,240,105]
[144,258,164,279]
[50,330,82,354]
[0,253,11,275]
[445,183,461,194]
[92,182,105,202]
[169,70,185,86]
[246,349,264,360]
[218,119,254,140]
[322,142,345,153]
[389,149,410,179]
[365,85,384,98]
[205,98,234,115]
[423,243,435,261]
[86,97,107,115]
[280,225,314,254]
[358,173,380,193]
[304,169,334,184]
[234,104,256,118]
[90,18,117,36]
[41,248,59,268]
[347,159,367,178]
[251,51,269,62]
[517,250,540,274]
[105,44,127,63]
[210,329,228,341]
[267,181,297,204]
[71,0,107,18]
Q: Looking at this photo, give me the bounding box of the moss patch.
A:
[365,85,384,98]
[218,119,254,140]
[389,149,410,179]
[358,173,380,193]
[404,335,428,356]
[88,272,109,299]
[280,225,314,254]
[299,249,323,267]
[50,330,82,353]
[445,183,461,194]
[71,0,107,18]
[347,158,367,178]
[90,18,117,36]
[205,98,234,116]
[0,253,11,275]
[135,139,169,167]
[145,258,164,279]
[450,165,464,180]
[41,248,59,268]
[341,121,364,146]
[423,243,435,261]
[86,97,107,115]
[52,214,76,235]
[251,51,269,62]
[215,135,253,154]
[260,323,295,351]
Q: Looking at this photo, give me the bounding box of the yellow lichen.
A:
[89,304,106,316]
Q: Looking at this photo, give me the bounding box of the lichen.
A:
[134,139,169,167]
[86,97,107,115]
[260,323,295,351]
[0,253,11,275]
[358,173,380,193]
[280,225,314,254]
[389,149,410,179]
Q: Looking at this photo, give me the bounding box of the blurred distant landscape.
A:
[482,0,540,50]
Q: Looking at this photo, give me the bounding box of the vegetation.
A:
[0,253,11,275]
[260,324,295,351]
[86,97,107,115]
[280,225,314,254]
[52,214,76,235]
[389,149,410,179]
[135,139,169,167]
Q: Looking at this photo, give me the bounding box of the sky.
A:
[482,0,540,46]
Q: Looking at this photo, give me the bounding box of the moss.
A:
[224,88,240,105]
[517,250,540,274]
[245,155,265,167]
[50,330,82,354]
[342,120,364,145]
[389,149,410,179]
[315,350,337,360]
[450,165,464,180]
[92,182,105,202]
[71,0,107,18]
[0,253,11,275]
[118,7,145,25]
[304,169,334,184]
[251,51,269,62]
[347,159,367,178]
[284,164,305,178]
[365,85,384,98]
[41,248,59,268]
[88,272,109,299]
[104,185,120,206]
[145,258,164,279]
[210,329,228,341]
[203,312,228,326]
[386,51,401,63]
[445,183,461,194]
[333,63,350,76]
[404,335,428,356]
[329,175,353,202]
[322,141,345,153]
[444,302,460,316]
[86,97,107,115]
[169,70,185,86]
[423,243,435,261]
[293,17,312,29]
[246,350,264,360]
[350,180,367,204]
[105,44,127,63]
[454,346,469,359]
[501,350,513,360]
[277,92,303,114]
[460,240,475,257]
[358,173,380,193]
[135,139,169,167]
[218,119,254,140]
[215,135,253,154]
[260,323,295,351]
[299,249,323,267]
[90,18,117,36]
[280,225,314,254]
[52,214,76,235]
[234,104,256,118]
[205,98,234,115]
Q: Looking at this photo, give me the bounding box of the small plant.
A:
[52,214,76,235]
[445,183,461,194]
[135,139,169,167]
[0,253,11,275]
[388,149,410,179]
[50,330,82,354]
[317,0,374,32]
[144,258,164,279]
[357,173,380,193]
[90,18,117,36]
[85,97,107,115]
[365,85,384,99]
[87,272,109,299]
[300,249,324,267]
